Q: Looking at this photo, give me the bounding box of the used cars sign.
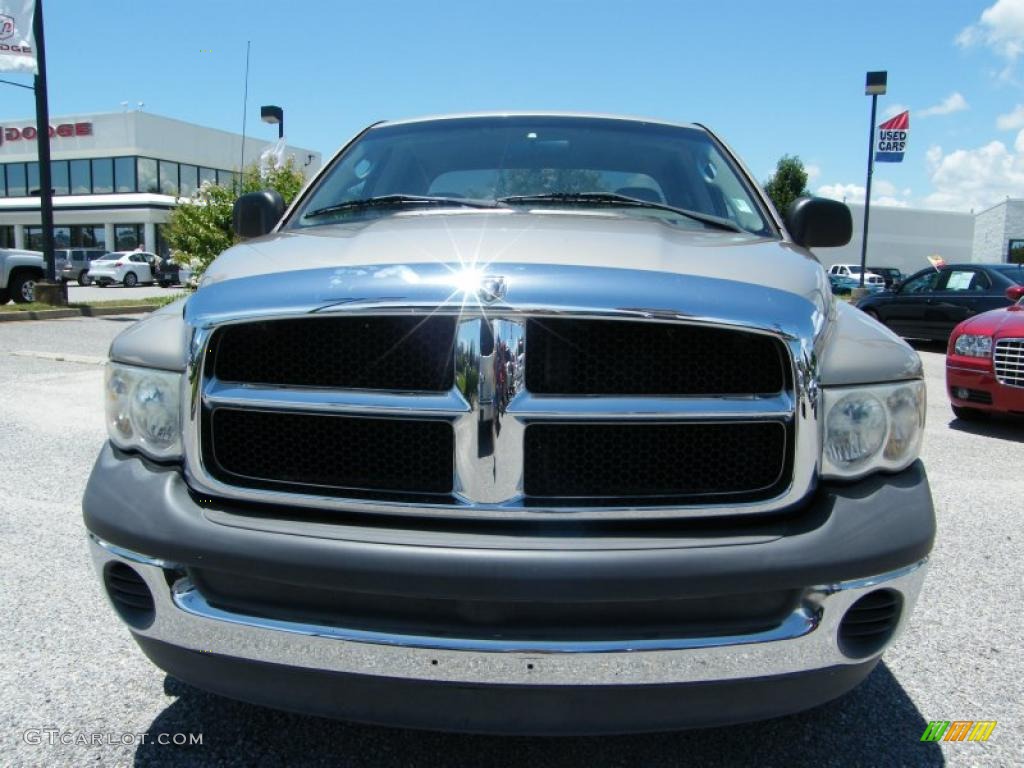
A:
[0,1,36,73]
[875,110,910,163]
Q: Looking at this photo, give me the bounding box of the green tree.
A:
[763,155,810,216]
[164,158,306,277]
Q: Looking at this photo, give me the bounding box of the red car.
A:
[947,283,1024,419]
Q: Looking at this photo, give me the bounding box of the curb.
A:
[0,304,159,323]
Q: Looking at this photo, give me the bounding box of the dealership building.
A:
[814,199,1024,277]
[0,111,320,256]
[1,112,1023,276]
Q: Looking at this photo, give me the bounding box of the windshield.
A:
[289,116,774,236]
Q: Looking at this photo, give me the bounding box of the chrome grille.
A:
[188,311,809,520]
[994,338,1024,388]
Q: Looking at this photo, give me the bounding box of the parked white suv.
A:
[88,251,157,287]
[829,263,885,288]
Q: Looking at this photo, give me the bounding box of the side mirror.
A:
[233,190,285,238]
[891,280,903,292]
[784,197,852,249]
[1006,284,1024,302]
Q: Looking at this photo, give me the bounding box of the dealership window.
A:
[199,166,217,187]
[137,157,158,193]
[6,163,26,196]
[50,160,69,196]
[1008,239,1024,264]
[0,225,13,248]
[69,159,91,194]
[26,162,39,195]
[179,164,198,197]
[69,225,104,248]
[92,158,114,194]
[217,169,237,189]
[158,160,179,196]
[155,224,171,258]
[114,224,143,250]
[0,164,5,196]
[24,226,41,250]
[114,156,136,193]
[53,226,71,247]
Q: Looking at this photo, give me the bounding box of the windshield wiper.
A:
[497,192,742,232]
[303,194,501,220]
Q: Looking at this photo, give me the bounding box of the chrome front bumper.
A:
[90,534,927,687]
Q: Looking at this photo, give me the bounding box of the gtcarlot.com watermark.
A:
[23,728,203,747]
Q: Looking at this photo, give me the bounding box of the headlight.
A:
[105,363,183,460]
[821,380,926,479]
[953,334,992,358]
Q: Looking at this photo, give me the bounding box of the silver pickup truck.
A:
[83,113,934,734]
[0,247,45,304]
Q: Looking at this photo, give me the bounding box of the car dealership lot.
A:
[0,317,1021,767]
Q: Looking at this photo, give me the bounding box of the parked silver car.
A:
[0,247,44,303]
[56,248,110,286]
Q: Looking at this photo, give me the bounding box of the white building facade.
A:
[0,111,320,255]
[815,203,975,277]
[971,199,1024,264]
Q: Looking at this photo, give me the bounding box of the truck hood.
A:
[117,211,923,386]
[202,211,825,298]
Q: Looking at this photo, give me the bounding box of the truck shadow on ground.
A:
[135,662,941,767]
[947,413,1024,442]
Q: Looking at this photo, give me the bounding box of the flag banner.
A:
[875,111,909,163]
[872,110,913,162]
[0,1,37,73]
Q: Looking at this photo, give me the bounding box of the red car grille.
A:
[994,339,1024,388]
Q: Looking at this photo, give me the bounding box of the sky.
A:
[3,0,1024,213]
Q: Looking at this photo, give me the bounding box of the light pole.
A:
[858,70,887,294]
[261,105,283,139]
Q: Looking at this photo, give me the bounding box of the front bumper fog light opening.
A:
[104,562,155,630]
[837,589,903,659]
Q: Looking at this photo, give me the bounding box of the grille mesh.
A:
[994,339,1024,388]
[207,409,454,495]
[524,421,788,501]
[211,316,456,391]
[526,319,787,395]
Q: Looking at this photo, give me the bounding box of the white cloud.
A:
[817,183,864,203]
[997,104,1024,129]
[815,180,911,207]
[805,164,821,183]
[957,0,1024,60]
[921,130,1024,211]
[918,92,969,118]
[883,103,909,119]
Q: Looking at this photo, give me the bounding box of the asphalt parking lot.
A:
[0,316,1021,767]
